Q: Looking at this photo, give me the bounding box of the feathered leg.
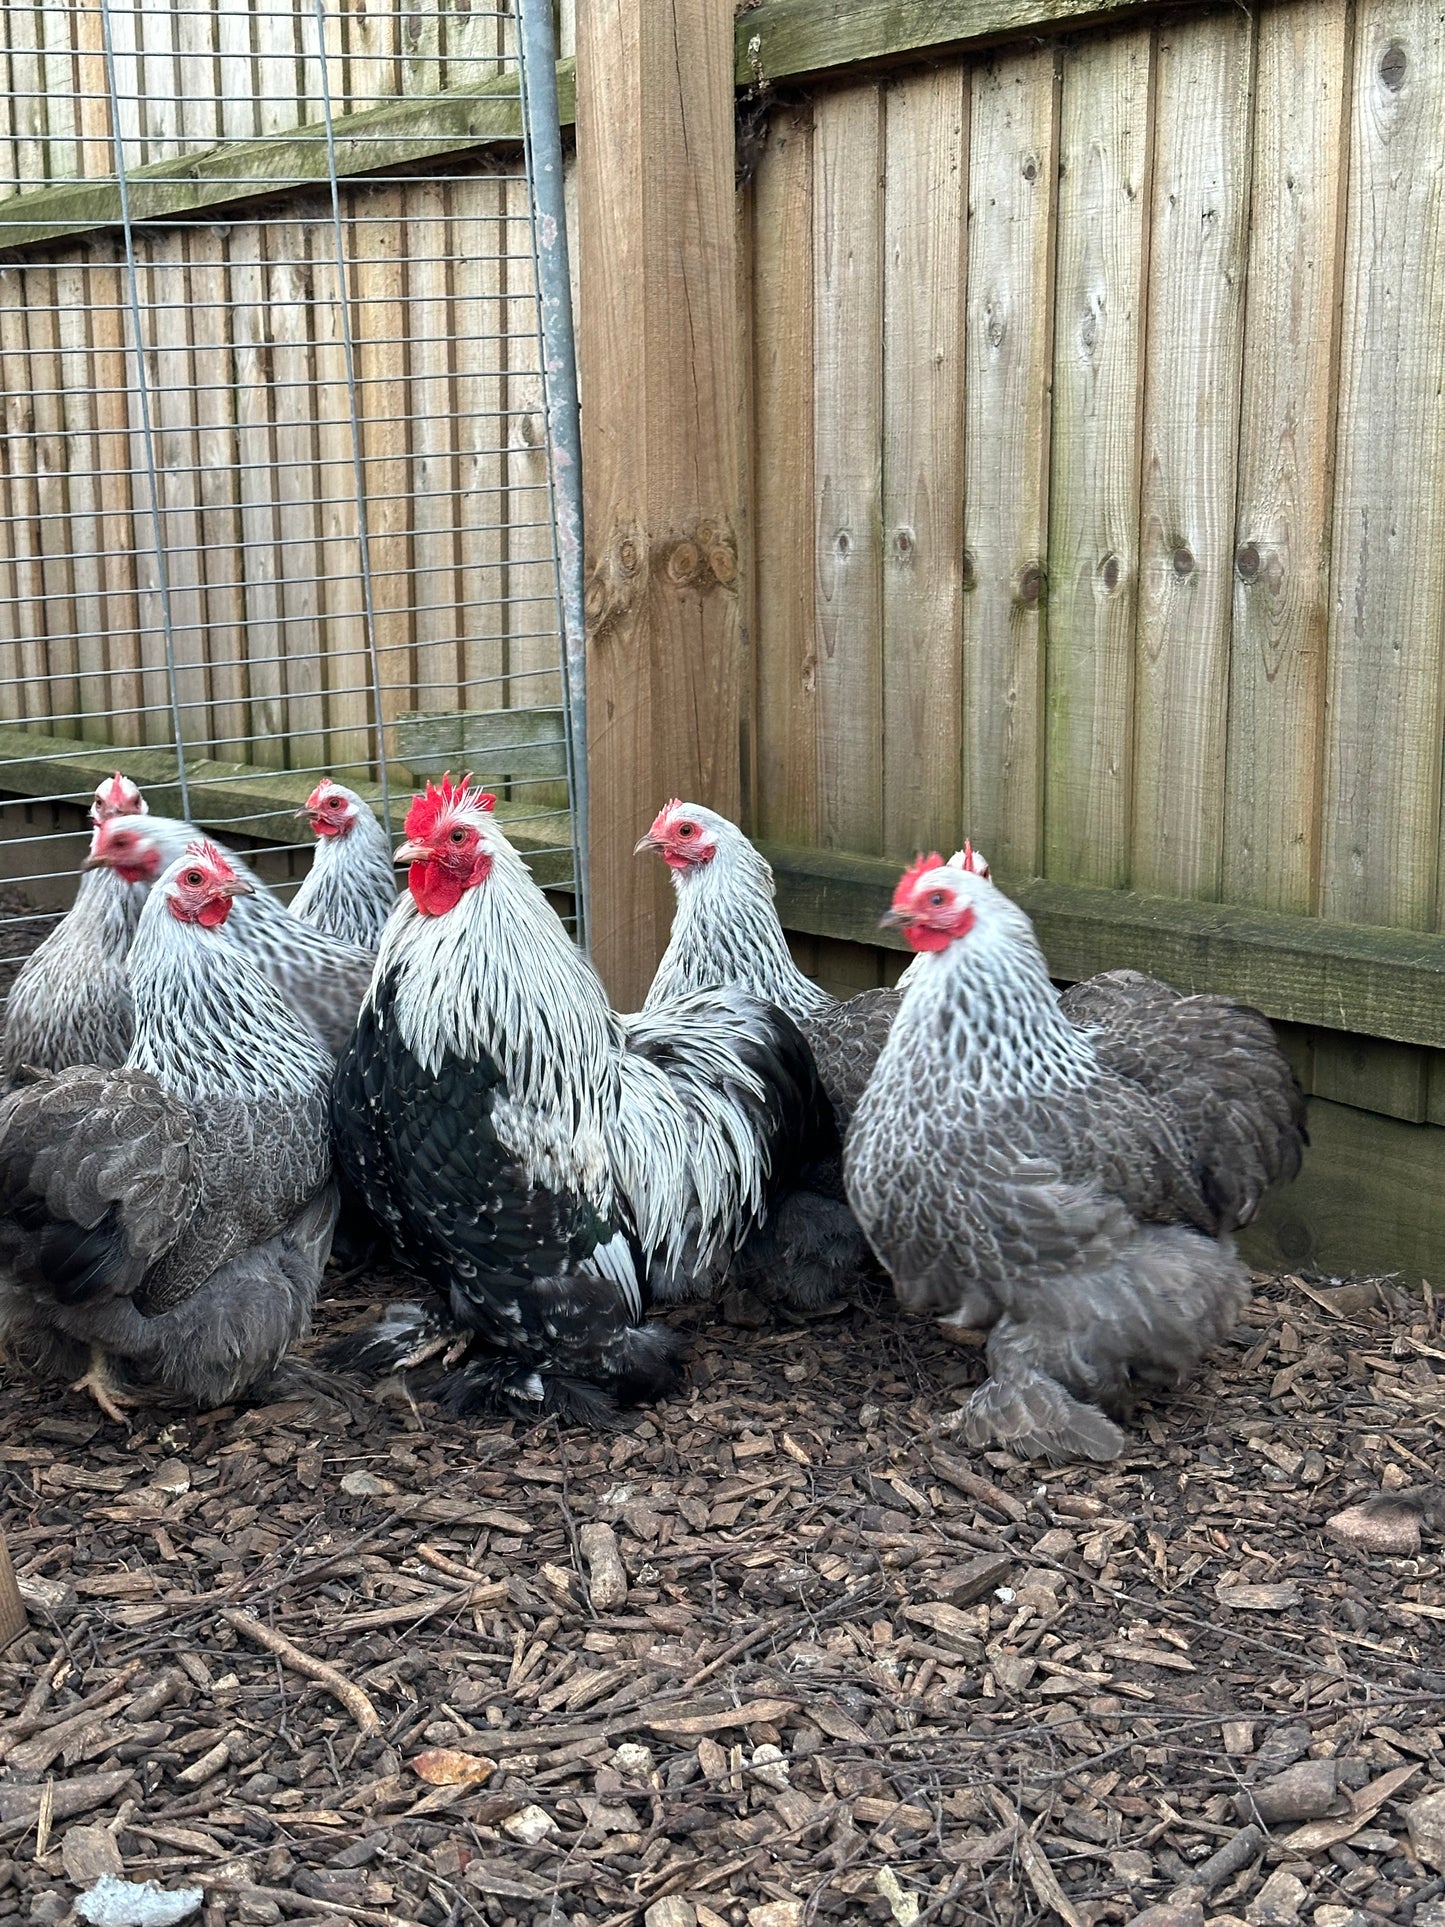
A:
[948,1317,1125,1463]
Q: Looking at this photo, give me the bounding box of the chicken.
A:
[0,842,337,1418]
[637,801,990,1310]
[290,780,396,949]
[330,776,833,1423]
[89,814,375,1056]
[3,773,153,1089]
[844,855,1307,1462]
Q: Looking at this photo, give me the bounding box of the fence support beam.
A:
[576,0,746,1005]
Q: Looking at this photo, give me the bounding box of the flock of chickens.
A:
[0,773,1307,1462]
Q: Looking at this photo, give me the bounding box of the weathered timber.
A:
[1240,1097,1445,1283]
[0,63,576,255]
[738,0,1194,89]
[0,1533,24,1653]
[577,0,745,1005]
[0,723,576,884]
[759,842,1445,1050]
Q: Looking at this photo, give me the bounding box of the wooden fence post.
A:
[575,0,745,1005]
[0,1528,26,1650]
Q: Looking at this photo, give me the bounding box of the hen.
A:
[3,773,152,1089]
[331,776,832,1422]
[844,856,1306,1461]
[0,842,337,1419]
[291,780,396,949]
[638,802,989,1310]
[90,814,375,1055]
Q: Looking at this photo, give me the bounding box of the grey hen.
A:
[90,813,374,1055]
[3,773,153,1089]
[290,779,397,949]
[844,856,1306,1463]
[638,803,991,1311]
[0,842,337,1418]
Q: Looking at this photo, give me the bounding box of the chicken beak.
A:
[80,851,103,872]
[394,839,431,867]
[878,908,909,931]
[634,832,663,857]
[294,805,317,821]
[216,875,254,900]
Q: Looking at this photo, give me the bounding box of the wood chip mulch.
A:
[0,1272,1442,1927]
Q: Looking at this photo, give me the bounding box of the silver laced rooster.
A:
[638,801,991,1310]
[90,814,375,1055]
[291,779,396,949]
[844,855,1307,1462]
[0,842,337,1420]
[2,773,154,1090]
[330,776,834,1423]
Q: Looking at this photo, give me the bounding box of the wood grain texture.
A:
[1043,26,1151,890]
[961,46,1059,878]
[750,104,818,846]
[1223,0,1348,916]
[189,223,247,765]
[88,242,143,748]
[880,67,967,861]
[269,219,326,773]
[1131,8,1253,899]
[577,0,745,1003]
[812,83,884,856]
[1321,2,1445,933]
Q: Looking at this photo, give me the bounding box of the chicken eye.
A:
[678,823,695,837]
[927,890,947,906]
[184,870,203,887]
[450,827,467,843]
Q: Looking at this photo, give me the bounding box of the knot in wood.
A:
[666,540,700,585]
[1380,41,1407,91]
[617,538,642,578]
[890,526,916,564]
[1021,154,1039,185]
[1235,541,1261,583]
[1098,553,1121,594]
[962,548,978,592]
[1171,544,1195,580]
[708,544,737,586]
[1015,563,1044,606]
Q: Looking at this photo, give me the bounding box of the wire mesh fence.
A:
[0,0,582,981]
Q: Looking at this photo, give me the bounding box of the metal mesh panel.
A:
[0,0,582,983]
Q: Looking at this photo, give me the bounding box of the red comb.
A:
[182,838,236,879]
[403,772,496,841]
[891,852,945,911]
[959,840,991,878]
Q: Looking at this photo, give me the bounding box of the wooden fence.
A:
[1,0,1442,1275]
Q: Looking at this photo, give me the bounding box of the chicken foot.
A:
[396,1331,470,1372]
[70,1346,139,1426]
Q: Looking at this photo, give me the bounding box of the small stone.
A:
[1222,1720,1256,1757]
[644,1903,697,1927]
[579,1522,628,1611]
[1312,1910,1366,1927]
[31,1899,70,1927]
[1246,1870,1307,1926]
[1237,1761,1339,1825]
[612,1742,655,1780]
[748,1906,804,1927]
[236,1901,284,1927]
[502,1804,556,1846]
[748,1743,790,1791]
[1407,1785,1445,1871]
[1123,1906,1203,1927]
[339,1469,396,1498]
[73,1876,205,1926]
[991,1653,1036,1695]
[62,1824,125,1886]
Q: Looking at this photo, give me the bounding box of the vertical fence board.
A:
[216,0,259,143]
[505,177,552,741]
[0,278,49,726]
[232,229,284,764]
[1222,0,1348,916]
[189,225,248,765]
[812,82,883,856]
[961,46,1059,879]
[1130,10,1253,900]
[880,68,966,862]
[26,265,80,735]
[41,0,79,183]
[270,221,328,774]
[56,261,107,745]
[1323,2,1445,932]
[138,0,181,162]
[453,176,506,723]
[752,104,818,846]
[75,0,114,182]
[409,181,463,718]
[10,1,46,190]
[89,244,143,747]
[151,242,211,753]
[1043,26,1151,890]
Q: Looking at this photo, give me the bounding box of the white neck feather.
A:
[647,839,831,1019]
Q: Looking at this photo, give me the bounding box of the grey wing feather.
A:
[802,987,901,1131]
[0,1066,196,1294]
[1060,970,1306,1231]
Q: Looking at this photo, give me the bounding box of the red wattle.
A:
[903,927,954,953]
[311,819,344,839]
[409,861,464,917]
[196,897,233,928]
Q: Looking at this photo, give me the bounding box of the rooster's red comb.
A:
[891,852,946,911]
[91,771,147,822]
[958,840,991,879]
[181,838,237,880]
[403,772,496,842]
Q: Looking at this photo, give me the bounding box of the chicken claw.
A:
[70,1347,139,1426]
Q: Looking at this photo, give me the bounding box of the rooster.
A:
[330,776,832,1422]
[89,815,375,1056]
[844,856,1307,1461]
[0,842,337,1420]
[4,773,153,1089]
[291,780,396,949]
[637,802,992,1310]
